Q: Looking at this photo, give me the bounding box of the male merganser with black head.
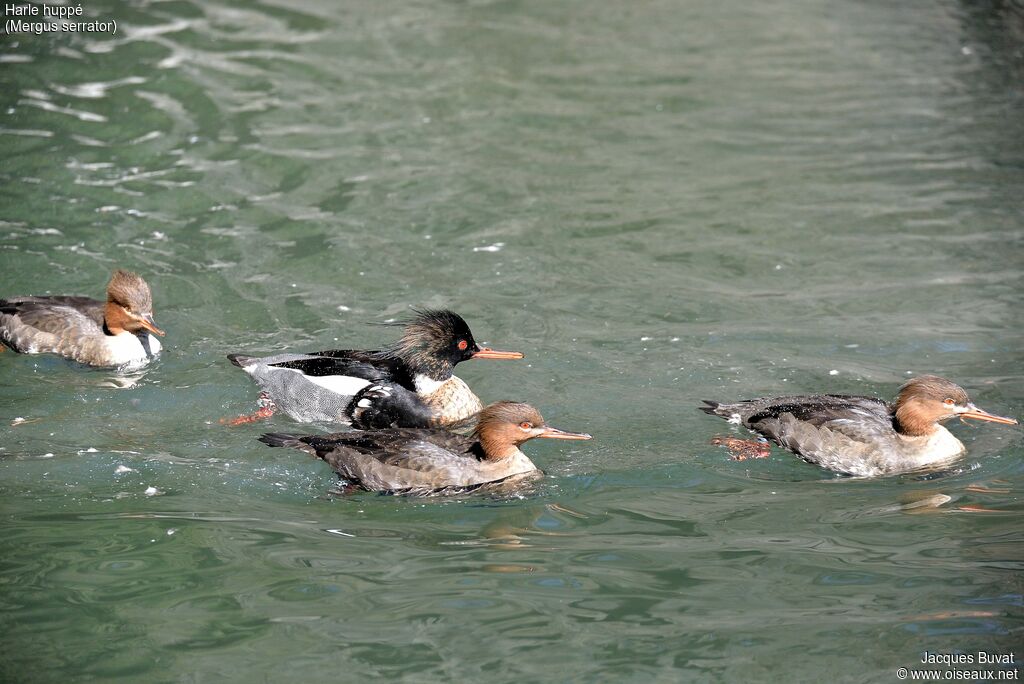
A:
[259,401,592,496]
[0,269,164,368]
[226,309,523,429]
[701,375,1017,477]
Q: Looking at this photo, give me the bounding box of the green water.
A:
[2,0,1022,681]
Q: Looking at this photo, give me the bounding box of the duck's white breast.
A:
[105,332,159,366]
[917,425,966,464]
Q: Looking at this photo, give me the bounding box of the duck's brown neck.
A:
[103,302,131,336]
[475,419,523,460]
[476,431,520,461]
[893,400,938,437]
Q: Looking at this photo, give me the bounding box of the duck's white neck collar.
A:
[414,373,447,396]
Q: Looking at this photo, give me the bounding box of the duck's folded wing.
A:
[268,356,389,382]
[0,296,105,337]
[309,348,382,360]
[743,395,892,435]
[742,396,895,470]
[269,351,410,386]
[305,429,476,457]
[319,436,480,490]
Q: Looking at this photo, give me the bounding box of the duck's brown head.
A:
[893,375,1016,437]
[104,269,164,337]
[388,309,522,380]
[474,401,592,460]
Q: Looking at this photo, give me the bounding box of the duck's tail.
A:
[259,432,321,458]
[699,400,723,416]
[258,432,305,449]
[227,353,256,368]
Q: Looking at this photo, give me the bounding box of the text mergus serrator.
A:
[0,269,164,368]
[226,309,523,429]
[701,375,1017,477]
[259,401,592,495]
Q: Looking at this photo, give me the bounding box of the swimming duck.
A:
[701,375,1017,477]
[259,401,592,495]
[226,309,523,429]
[0,269,164,368]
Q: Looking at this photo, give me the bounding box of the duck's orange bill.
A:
[538,426,592,440]
[961,405,1017,426]
[139,315,166,337]
[472,347,524,360]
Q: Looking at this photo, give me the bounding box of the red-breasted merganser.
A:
[0,269,164,368]
[226,309,523,429]
[701,375,1017,477]
[259,401,592,495]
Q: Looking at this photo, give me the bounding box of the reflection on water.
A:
[1,0,1022,680]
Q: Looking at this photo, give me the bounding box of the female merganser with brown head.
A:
[226,309,523,429]
[0,269,164,368]
[259,401,592,495]
[701,375,1017,477]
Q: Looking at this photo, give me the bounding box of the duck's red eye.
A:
[519,421,532,429]
[457,340,468,351]
[943,398,955,406]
